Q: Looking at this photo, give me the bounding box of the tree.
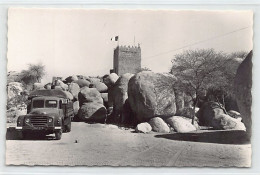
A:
[228,51,248,60]
[18,63,46,89]
[170,49,232,124]
[205,51,248,111]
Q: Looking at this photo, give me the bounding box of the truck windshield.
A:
[32,100,44,108]
[45,100,58,108]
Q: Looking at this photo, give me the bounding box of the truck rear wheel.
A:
[65,121,71,132]
[55,130,62,140]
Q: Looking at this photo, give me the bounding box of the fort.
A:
[112,45,141,76]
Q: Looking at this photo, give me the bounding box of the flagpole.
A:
[117,36,119,47]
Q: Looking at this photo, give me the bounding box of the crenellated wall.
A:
[113,45,141,76]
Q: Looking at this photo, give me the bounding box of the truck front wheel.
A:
[55,130,62,140]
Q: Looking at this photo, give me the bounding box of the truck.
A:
[16,89,74,140]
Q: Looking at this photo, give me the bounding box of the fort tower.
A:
[112,45,141,76]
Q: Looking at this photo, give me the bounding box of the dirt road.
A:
[6,122,251,167]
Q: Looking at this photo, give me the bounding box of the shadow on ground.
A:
[155,130,250,145]
[6,128,55,141]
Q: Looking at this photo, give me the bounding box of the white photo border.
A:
[1,0,260,174]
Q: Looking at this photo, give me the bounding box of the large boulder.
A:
[63,91,73,100]
[68,83,80,100]
[77,75,87,80]
[92,82,108,93]
[102,73,119,110]
[65,75,78,84]
[197,102,225,126]
[149,117,170,133]
[101,93,108,103]
[166,116,198,133]
[78,87,103,106]
[128,71,177,122]
[73,101,80,115]
[135,122,152,133]
[71,75,78,81]
[101,93,108,108]
[78,103,106,122]
[234,51,252,136]
[103,73,119,88]
[228,110,242,121]
[74,79,91,88]
[56,80,68,91]
[211,114,246,131]
[112,73,134,123]
[44,83,52,90]
[89,77,101,84]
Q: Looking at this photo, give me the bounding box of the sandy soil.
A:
[6,122,251,167]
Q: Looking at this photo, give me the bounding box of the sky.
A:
[7,9,253,84]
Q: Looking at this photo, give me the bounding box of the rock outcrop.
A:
[234,51,252,136]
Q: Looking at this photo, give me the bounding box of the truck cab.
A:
[16,89,74,140]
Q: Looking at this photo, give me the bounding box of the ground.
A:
[6,122,251,167]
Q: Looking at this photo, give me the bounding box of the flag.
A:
[111,36,119,41]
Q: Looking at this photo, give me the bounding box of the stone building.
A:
[112,45,141,76]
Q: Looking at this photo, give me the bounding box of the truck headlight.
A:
[25,118,30,123]
[48,118,53,123]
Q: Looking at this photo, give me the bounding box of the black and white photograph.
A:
[5,8,253,167]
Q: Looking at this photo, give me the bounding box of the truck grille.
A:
[30,116,48,127]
